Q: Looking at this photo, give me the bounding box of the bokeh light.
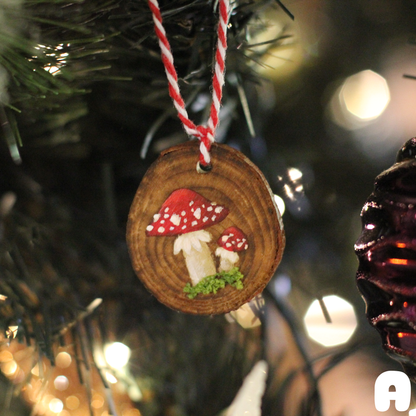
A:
[54,375,69,391]
[274,194,285,215]
[341,70,390,120]
[246,5,302,78]
[105,371,118,384]
[227,296,264,329]
[128,385,143,402]
[104,342,131,369]
[49,398,64,413]
[92,393,105,409]
[55,351,72,368]
[329,69,390,131]
[66,395,80,410]
[304,295,357,347]
[272,274,292,298]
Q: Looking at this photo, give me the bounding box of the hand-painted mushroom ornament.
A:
[146,188,229,286]
[355,137,416,381]
[216,226,248,272]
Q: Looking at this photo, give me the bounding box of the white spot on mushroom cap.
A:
[158,226,165,233]
[164,214,169,218]
[212,215,216,221]
[221,235,229,242]
[237,242,244,248]
[182,225,187,230]
[170,214,181,226]
[203,217,208,222]
[207,206,213,212]
[215,206,223,214]
[165,207,169,212]
[170,227,174,230]
[146,225,154,232]
[189,201,194,206]
[191,220,198,226]
[226,242,232,248]
[181,211,186,216]
[244,244,248,250]
[194,208,201,219]
[161,220,165,224]
[153,214,161,221]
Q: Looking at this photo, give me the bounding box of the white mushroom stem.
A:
[173,230,216,286]
[215,247,239,272]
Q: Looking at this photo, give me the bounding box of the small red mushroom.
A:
[146,188,229,286]
[215,226,248,272]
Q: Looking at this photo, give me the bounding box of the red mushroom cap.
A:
[146,188,229,236]
[217,226,248,252]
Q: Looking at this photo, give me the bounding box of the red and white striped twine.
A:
[147,0,230,169]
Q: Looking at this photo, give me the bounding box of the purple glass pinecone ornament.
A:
[355,137,416,381]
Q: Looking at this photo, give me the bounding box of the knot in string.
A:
[194,125,214,169]
[148,0,230,170]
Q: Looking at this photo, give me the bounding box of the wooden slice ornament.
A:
[127,0,285,314]
[127,141,285,315]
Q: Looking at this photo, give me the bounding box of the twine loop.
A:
[148,0,230,170]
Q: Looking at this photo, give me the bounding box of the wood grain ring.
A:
[127,141,285,315]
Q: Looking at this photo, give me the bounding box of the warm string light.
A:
[0,337,142,416]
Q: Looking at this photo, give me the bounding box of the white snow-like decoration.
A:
[226,360,268,416]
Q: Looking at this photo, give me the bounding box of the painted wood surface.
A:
[127,141,285,315]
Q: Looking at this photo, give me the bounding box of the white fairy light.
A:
[104,342,131,369]
[304,295,357,347]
